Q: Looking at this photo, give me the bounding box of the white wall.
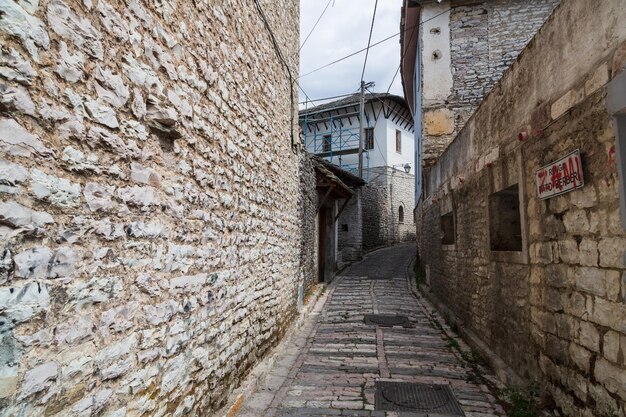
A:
[302,101,414,173]
[421,1,452,106]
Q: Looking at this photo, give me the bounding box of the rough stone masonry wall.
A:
[362,167,415,251]
[422,0,559,165]
[417,0,626,415]
[0,0,304,416]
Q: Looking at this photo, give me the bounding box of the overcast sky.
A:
[298,0,404,107]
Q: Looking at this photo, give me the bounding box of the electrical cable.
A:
[253,0,297,149]
[298,91,357,106]
[360,0,379,82]
[370,7,452,123]
[300,7,452,80]
[299,0,333,52]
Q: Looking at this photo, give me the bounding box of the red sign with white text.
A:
[535,150,584,200]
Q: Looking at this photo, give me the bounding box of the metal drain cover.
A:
[364,314,410,327]
[375,381,464,414]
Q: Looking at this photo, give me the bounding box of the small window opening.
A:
[341,224,349,232]
[395,129,402,153]
[489,184,522,251]
[398,206,405,224]
[323,134,331,152]
[441,212,455,245]
[365,127,374,150]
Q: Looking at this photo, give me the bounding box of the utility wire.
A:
[360,0,379,82]
[371,7,452,123]
[299,0,333,52]
[253,0,297,148]
[298,91,358,106]
[300,7,452,80]
[299,29,401,79]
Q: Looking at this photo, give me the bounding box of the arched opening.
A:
[398,205,405,224]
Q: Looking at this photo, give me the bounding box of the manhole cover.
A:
[364,314,410,327]
[375,381,464,414]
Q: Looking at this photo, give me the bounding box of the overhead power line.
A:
[299,0,334,52]
[360,0,379,82]
[300,7,453,80]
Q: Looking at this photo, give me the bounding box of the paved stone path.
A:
[235,243,505,417]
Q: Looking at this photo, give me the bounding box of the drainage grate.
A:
[375,381,465,414]
[364,314,410,327]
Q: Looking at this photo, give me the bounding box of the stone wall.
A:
[337,190,362,268]
[362,167,415,251]
[298,153,318,295]
[421,0,559,165]
[416,0,626,415]
[0,0,305,416]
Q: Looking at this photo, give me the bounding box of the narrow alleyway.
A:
[236,243,505,417]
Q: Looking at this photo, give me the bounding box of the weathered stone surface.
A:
[0,47,36,85]
[94,65,129,108]
[18,362,57,399]
[46,0,103,59]
[13,247,52,279]
[0,158,29,187]
[48,246,76,278]
[130,162,160,187]
[55,41,84,83]
[0,84,36,115]
[84,98,118,128]
[30,168,81,207]
[0,0,305,415]
[62,146,99,173]
[83,182,116,212]
[117,186,159,208]
[0,201,53,228]
[0,118,53,158]
[0,0,50,62]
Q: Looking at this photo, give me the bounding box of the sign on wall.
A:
[535,150,584,200]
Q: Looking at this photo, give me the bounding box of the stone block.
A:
[13,246,52,279]
[594,357,626,401]
[578,320,600,352]
[585,62,609,96]
[569,342,591,373]
[590,296,626,333]
[598,237,626,268]
[30,168,81,207]
[557,239,579,264]
[424,108,454,136]
[0,118,53,158]
[551,87,584,120]
[603,330,624,365]
[569,185,598,209]
[574,267,607,297]
[18,362,57,400]
[563,209,590,234]
[579,239,598,266]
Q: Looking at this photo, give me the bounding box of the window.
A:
[441,212,455,245]
[395,129,402,153]
[323,134,331,152]
[341,224,349,232]
[398,206,404,223]
[365,128,374,150]
[489,184,522,251]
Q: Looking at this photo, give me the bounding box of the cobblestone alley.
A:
[234,243,507,417]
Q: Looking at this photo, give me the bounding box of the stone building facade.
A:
[0,0,307,416]
[300,94,415,252]
[362,166,415,251]
[411,0,626,415]
[418,0,559,166]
